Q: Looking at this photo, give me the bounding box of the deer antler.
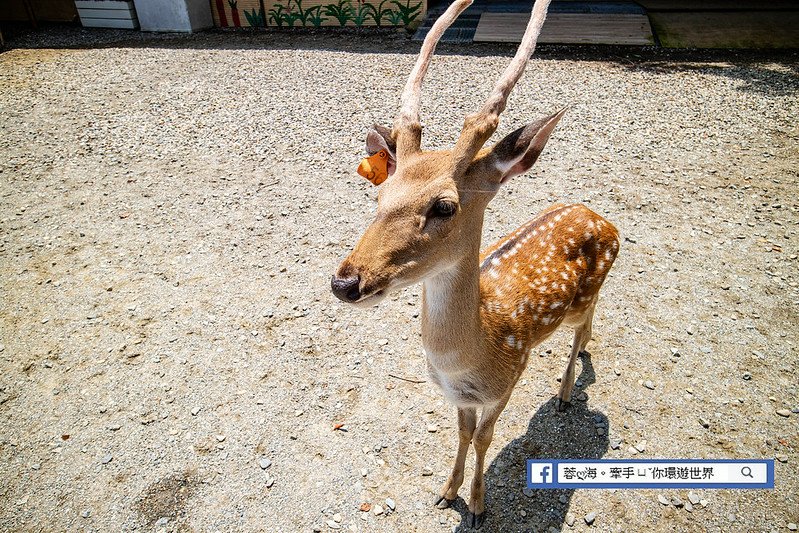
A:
[453,0,553,173]
[393,0,474,159]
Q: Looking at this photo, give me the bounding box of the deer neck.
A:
[421,229,486,369]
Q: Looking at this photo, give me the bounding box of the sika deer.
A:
[331,0,619,527]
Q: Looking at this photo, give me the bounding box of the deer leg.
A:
[466,396,511,529]
[434,406,476,508]
[556,298,596,411]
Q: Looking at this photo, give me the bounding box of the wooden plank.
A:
[650,12,799,48]
[638,0,797,11]
[77,7,136,18]
[78,16,138,27]
[474,13,654,46]
[75,0,134,9]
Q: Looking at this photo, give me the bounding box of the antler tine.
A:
[393,0,474,159]
[453,0,553,172]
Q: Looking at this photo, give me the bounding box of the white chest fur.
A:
[425,349,490,407]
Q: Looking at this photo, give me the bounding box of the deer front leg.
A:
[435,406,476,508]
[466,396,511,529]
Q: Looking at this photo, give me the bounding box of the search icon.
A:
[741,466,754,478]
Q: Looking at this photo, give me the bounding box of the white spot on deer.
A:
[568,238,576,246]
[489,269,499,279]
[542,315,552,325]
[507,335,516,347]
[561,272,569,280]
[538,286,547,293]
[538,225,545,233]
[555,214,563,222]
[515,339,523,351]
[588,220,595,230]
[612,240,619,251]
[598,260,606,270]
[561,283,567,291]
[551,301,563,309]
[548,221,555,229]
[584,231,592,240]
[491,257,501,267]
[604,249,613,261]
[567,226,575,233]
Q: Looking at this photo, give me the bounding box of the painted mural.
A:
[211,0,424,28]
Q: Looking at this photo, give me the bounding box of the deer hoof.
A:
[433,495,454,509]
[466,511,486,529]
[555,398,570,412]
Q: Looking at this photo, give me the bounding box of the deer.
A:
[331,0,620,527]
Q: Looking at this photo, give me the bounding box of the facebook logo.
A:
[528,461,556,487]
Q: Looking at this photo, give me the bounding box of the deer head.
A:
[332,0,559,306]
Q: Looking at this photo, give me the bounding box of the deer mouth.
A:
[350,289,386,308]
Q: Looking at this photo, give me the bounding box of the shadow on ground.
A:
[444,355,608,532]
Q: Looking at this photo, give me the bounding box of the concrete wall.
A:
[133,0,212,31]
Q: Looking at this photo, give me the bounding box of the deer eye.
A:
[430,199,457,218]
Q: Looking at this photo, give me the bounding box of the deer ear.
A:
[488,108,566,184]
[366,124,397,176]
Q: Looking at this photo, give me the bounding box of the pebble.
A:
[672,496,683,508]
[596,427,605,436]
[31,463,41,470]
[776,409,791,417]
[775,454,788,463]
[634,440,647,453]
[326,519,340,529]
[565,513,575,527]
[787,523,797,531]
[687,492,700,505]
[191,406,201,416]
[584,511,596,525]
[108,423,121,431]
[216,434,226,442]
[427,424,438,433]
[522,487,534,497]
[657,495,669,505]
[644,380,655,390]
[613,367,621,376]
[81,510,91,518]
[155,517,168,527]
[574,391,587,401]
[385,498,396,511]
[372,504,384,516]
[332,513,342,523]
[699,417,710,428]
[558,494,568,504]
[422,467,433,476]
[100,454,113,464]
[610,437,622,450]
[259,458,272,469]
[684,501,693,512]
[742,372,752,380]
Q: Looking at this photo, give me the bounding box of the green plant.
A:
[352,0,375,27]
[324,0,354,26]
[287,0,313,26]
[391,0,421,26]
[384,8,403,26]
[368,0,393,27]
[268,3,288,26]
[244,6,265,26]
[305,5,328,26]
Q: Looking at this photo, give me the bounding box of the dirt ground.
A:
[0,28,797,533]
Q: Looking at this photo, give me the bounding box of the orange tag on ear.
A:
[357,150,389,185]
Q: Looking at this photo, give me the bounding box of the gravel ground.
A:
[1,27,798,533]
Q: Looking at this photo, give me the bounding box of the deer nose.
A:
[331,274,361,302]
